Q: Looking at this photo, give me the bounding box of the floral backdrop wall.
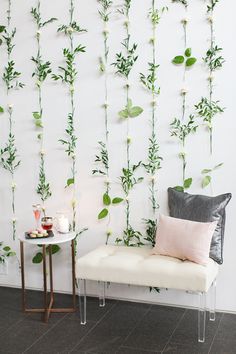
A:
[0,0,235,312]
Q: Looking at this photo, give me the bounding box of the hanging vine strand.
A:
[52,0,87,247]
[140,1,165,245]
[0,1,24,240]
[31,2,56,207]
[195,0,224,154]
[93,0,124,245]
[170,0,198,192]
[113,0,144,247]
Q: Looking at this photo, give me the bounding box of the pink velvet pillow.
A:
[152,215,217,266]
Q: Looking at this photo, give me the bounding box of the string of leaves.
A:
[93,1,123,245]
[170,3,197,192]
[52,0,87,248]
[195,0,225,154]
[31,2,55,206]
[113,0,144,247]
[140,1,165,245]
[0,1,23,240]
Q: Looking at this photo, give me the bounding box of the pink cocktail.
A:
[32,204,41,229]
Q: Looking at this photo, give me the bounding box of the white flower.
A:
[150,176,155,182]
[40,149,45,156]
[181,18,188,25]
[151,99,157,107]
[8,104,13,110]
[125,196,129,202]
[207,16,213,23]
[149,37,155,44]
[71,198,77,208]
[11,182,17,189]
[181,88,188,95]
[106,229,112,236]
[105,177,110,185]
[103,101,109,108]
[127,136,132,144]
[208,74,214,81]
[70,85,74,93]
[36,30,41,36]
[11,217,17,223]
[67,27,74,34]
[124,20,129,27]
[103,29,109,35]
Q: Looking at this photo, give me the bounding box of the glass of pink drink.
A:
[32,204,41,229]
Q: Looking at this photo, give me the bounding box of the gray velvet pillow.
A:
[168,188,232,264]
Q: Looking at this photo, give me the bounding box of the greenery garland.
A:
[0,0,24,240]
[31,2,56,207]
[170,0,198,192]
[140,1,165,246]
[52,0,87,246]
[92,1,123,245]
[113,0,144,247]
[195,0,224,154]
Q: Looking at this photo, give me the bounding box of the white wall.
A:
[0,0,235,312]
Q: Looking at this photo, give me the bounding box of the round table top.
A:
[18,230,76,245]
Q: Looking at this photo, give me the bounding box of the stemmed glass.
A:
[32,204,41,229]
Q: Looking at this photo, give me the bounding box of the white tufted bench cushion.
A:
[76,244,219,293]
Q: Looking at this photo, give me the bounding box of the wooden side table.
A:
[18,232,77,323]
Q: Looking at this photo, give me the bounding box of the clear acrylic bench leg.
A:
[198,292,206,343]
[209,280,216,321]
[78,279,87,325]
[98,281,106,307]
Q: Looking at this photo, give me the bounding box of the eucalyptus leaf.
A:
[172,56,184,64]
[32,252,43,264]
[185,48,191,57]
[98,208,108,219]
[66,178,74,187]
[186,57,197,67]
[129,106,143,117]
[118,109,129,119]
[202,175,211,188]
[0,25,5,33]
[112,197,124,204]
[3,246,11,252]
[51,244,61,254]
[174,186,184,192]
[213,163,223,170]
[33,112,41,119]
[201,168,212,174]
[184,177,192,189]
[0,106,4,113]
[103,193,111,206]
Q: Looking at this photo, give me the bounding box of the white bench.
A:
[76,244,219,343]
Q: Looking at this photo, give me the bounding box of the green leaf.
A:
[213,163,223,170]
[184,178,192,189]
[0,38,2,46]
[33,112,41,119]
[129,106,143,118]
[118,109,129,119]
[51,244,61,254]
[98,208,109,219]
[7,251,16,257]
[185,48,191,57]
[174,186,184,192]
[66,178,74,187]
[103,193,111,206]
[3,246,11,252]
[127,99,132,109]
[0,106,3,113]
[201,168,212,174]
[35,120,43,128]
[202,175,211,188]
[0,26,5,33]
[186,57,197,67]
[172,56,184,64]
[32,252,43,264]
[112,197,124,204]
